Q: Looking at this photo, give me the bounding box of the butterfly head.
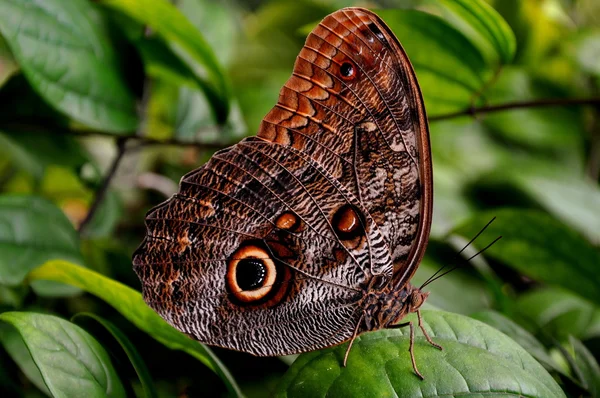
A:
[407,288,429,313]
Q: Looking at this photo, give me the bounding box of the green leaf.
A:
[378,9,490,116]
[453,209,600,306]
[0,195,83,287]
[73,313,158,398]
[0,0,137,133]
[100,0,231,123]
[480,165,600,245]
[0,36,19,88]
[0,323,52,396]
[437,0,516,63]
[82,190,123,239]
[175,0,237,65]
[429,118,513,236]
[275,310,564,397]
[28,260,242,397]
[412,256,490,314]
[516,287,600,341]
[571,30,600,78]
[137,36,200,89]
[471,310,567,376]
[482,68,585,162]
[0,130,87,180]
[0,311,126,397]
[568,336,600,397]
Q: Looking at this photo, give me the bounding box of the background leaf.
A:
[72,312,158,398]
[568,336,600,397]
[100,0,231,123]
[0,0,137,132]
[0,311,126,397]
[379,9,491,116]
[0,323,52,396]
[453,209,600,306]
[0,195,83,290]
[437,0,516,63]
[516,287,600,342]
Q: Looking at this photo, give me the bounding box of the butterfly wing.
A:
[133,7,431,356]
[257,8,432,287]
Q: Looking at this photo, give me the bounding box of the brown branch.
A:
[429,97,600,122]
[0,121,236,150]
[78,137,128,235]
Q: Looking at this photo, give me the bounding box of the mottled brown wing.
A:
[257,7,432,287]
[133,7,431,356]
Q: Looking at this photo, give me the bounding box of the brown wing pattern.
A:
[257,8,432,284]
[133,7,431,356]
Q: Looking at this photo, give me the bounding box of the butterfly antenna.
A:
[420,217,497,288]
[421,235,502,288]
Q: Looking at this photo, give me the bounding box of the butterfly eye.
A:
[339,62,356,80]
[226,245,277,303]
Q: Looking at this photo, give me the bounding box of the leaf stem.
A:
[77,137,128,236]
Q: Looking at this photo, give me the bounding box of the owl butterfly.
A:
[133,7,441,378]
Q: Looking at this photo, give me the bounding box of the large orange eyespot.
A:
[226,245,277,303]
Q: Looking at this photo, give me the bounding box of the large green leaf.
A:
[516,287,600,342]
[0,195,83,287]
[379,9,490,116]
[0,323,52,396]
[0,312,126,397]
[0,36,18,88]
[428,117,513,236]
[0,0,137,133]
[471,310,567,376]
[437,0,516,63]
[73,313,158,398]
[28,260,242,397]
[0,130,87,180]
[482,68,585,163]
[275,311,564,397]
[100,0,231,123]
[453,209,600,306]
[475,165,600,245]
[568,336,600,397]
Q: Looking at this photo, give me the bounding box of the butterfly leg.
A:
[408,321,425,379]
[389,321,423,379]
[417,310,442,350]
[343,314,364,367]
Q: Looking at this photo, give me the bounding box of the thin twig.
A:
[429,97,600,122]
[0,121,237,150]
[77,137,128,235]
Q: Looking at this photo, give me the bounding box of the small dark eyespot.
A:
[368,23,386,42]
[236,258,267,291]
[340,62,354,78]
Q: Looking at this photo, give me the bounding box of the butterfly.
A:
[133,7,441,379]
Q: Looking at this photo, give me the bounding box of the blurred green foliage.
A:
[0,0,598,396]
